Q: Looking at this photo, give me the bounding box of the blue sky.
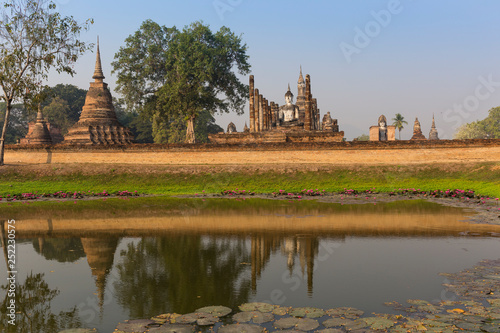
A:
[48,0,500,140]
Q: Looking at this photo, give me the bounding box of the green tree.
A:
[0,0,92,165]
[392,113,408,140]
[163,110,223,144]
[454,121,487,139]
[355,134,369,141]
[114,97,154,143]
[453,106,500,139]
[113,20,250,143]
[482,106,500,138]
[42,84,87,124]
[42,96,71,134]
[0,102,30,143]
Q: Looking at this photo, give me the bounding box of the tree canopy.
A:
[113,20,250,143]
[0,0,92,164]
[454,106,500,139]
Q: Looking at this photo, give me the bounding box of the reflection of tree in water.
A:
[0,273,81,333]
[32,238,85,263]
[114,235,252,318]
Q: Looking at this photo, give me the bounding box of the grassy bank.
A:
[0,162,499,198]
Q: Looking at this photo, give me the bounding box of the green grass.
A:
[0,163,499,198]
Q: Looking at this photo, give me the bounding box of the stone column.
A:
[258,94,263,132]
[249,75,255,132]
[312,98,318,130]
[271,102,276,128]
[263,98,268,131]
[305,75,312,131]
[254,89,260,132]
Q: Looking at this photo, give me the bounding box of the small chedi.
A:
[428,114,439,140]
[227,122,237,133]
[411,117,426,140]
[64,39,133,145]
[369,115,395,141]
[20,105,63,144]
[209,67,343,144]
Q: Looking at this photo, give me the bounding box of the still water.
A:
[1,198,500,332]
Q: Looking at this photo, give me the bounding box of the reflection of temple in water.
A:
[250,234,320,295]
[81,238,119,315]
[1,221,9,271]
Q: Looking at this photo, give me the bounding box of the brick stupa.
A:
[428,114,439,140]
[20,105,63,144]
[64,39,133,145]
[410,117,426,140]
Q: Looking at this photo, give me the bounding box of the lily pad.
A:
[417,304,440,313]
[58,330,98,333]
[488,299,500,307]
[218,323,265,333]
[232,311,274,324]
[174,313,218,326]
[273,306,290,316]
[344,319,369,330]
[148,324,195,333]
[314,330,344,333]
[406,299,431,306]
[322,318,354,328]
[115,319,154,332]
[326,307,364,318]
[289,307,325,318]
[238,302,275,313]
[274,317,300,329]
[363,317,395,330]
[274,317,319,331]
[480,323,500,333]
[295,318,320,331]
[195,305,232,317]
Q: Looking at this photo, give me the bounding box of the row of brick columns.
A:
[249,75,277,133]
[249,74,317,133]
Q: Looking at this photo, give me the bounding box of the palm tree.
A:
[392,113,408,140]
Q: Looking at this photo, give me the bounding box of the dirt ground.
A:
[1,161,499,177]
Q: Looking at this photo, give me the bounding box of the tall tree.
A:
[42,96,71,134]
[481,106,500,138]
[161,22,250,143]
[453,106,500,139]
[0,102,29,143]
[454,121,487,139]
[112,20,175,116]
[42,84,87,124]
[392,113,408,140]
[113,20,250,143]
[0,0,92,165]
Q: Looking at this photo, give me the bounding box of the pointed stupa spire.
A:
[298,65,305,84]
[92,36,105,81]
[285,83,293,98]
[36,103,44,121]
[431,114,436,128]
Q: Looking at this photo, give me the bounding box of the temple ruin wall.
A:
[4,139,500,166]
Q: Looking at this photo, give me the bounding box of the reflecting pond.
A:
[1,198,500,332]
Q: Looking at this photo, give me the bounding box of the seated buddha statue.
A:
[278,84,300,125]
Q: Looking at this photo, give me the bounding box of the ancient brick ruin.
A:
[64,39,133,145]
[428,115,439,140]
[209,68,344,144]
[411,117,427,140]
[369,115,396,141]
[20,105,63,145]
